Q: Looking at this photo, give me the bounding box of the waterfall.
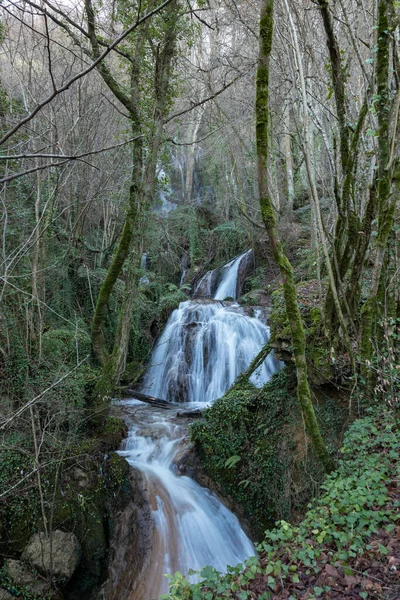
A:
[213,249,252,300]
[118,252,282,599]
[193,249,253,300]
[141,301,281,403]
[118,404,254,599]
[139,252,150,285]
[142,249,280,403]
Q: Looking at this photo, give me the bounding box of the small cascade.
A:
[213,249,253,300]
[154,168,177,216]
[139,252,149,284]
[118,404,254,600]
[193,249,253,300]
[179,268,187,288]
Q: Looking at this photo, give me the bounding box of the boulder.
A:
[23,530,81,581]
[0,589,14,600]
[6,559,61,598]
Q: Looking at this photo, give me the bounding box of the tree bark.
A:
[256,0,334,473]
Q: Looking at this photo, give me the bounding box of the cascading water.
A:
[140,252,150,284]
[119,251,282,599]
[213,249,252,301]
[142,250,281,403]
[141,301,280,403]
[118,403,255,599]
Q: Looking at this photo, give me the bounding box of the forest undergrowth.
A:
[164,407,400,600]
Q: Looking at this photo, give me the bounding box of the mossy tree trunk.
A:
[316,0,370,332]
[283,0,354,366]
[109,1,179,384]
[256,0,334,473]
[85,0,143,372]
[360,0,397,374]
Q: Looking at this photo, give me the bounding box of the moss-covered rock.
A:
[190,369,345,538]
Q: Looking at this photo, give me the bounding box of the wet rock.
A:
[23,530,81,581]
[176,409,202,418]
[269,340,293,363]
[193,269,220,298]
[97,467,153,600]
[235,249,254,297]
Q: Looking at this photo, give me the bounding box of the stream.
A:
[118,251,282,599]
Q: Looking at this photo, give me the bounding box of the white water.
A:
[141,300,281,403]
[193,250,252,300]
[140,252,150,284]
[118,405,254,599]
[120,252,282,599]
[213,249,252,300]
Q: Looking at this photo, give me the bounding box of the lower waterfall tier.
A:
[118,401,255,600]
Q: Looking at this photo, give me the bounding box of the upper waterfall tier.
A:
[193,249,254,300]
[141,301,281,403]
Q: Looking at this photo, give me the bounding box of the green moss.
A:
[191,369,344,537]
[108,452,130,487]
[260,197,275,229]
[259,2,274,56]
[166,407,399,599]
[270,285,335,385]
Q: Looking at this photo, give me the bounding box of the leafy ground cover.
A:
[163,407,400,599]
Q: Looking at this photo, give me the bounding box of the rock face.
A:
[192,268,220,298]
[97,467,153,600]
[23,530,81,581]
[235,249,254,298]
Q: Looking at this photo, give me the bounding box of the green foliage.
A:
[158,285,188,320]
[269,284,334,384]
[41,327,91,367]
[162,407,400,599]
[212,222,247,263]
[190,369,342,535]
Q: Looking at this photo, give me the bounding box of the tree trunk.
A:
[360,0,397,371]
[256,0,334,473]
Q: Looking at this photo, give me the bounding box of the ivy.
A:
[163,407,400,599]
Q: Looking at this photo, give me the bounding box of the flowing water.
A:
[119,251,282,599]
[119,402,255,599]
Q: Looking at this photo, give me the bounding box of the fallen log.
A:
[176,409,203,418]
[123,389,173,409]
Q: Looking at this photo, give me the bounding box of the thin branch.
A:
[164,71,249,123]
[0,356,90,430]
[0,136,143,183]
[0,135,143,161]
[0,0,174,146]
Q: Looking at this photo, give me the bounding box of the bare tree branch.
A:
[164,70,251,123]
[0,135,144,183]
[0,0,174,146]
